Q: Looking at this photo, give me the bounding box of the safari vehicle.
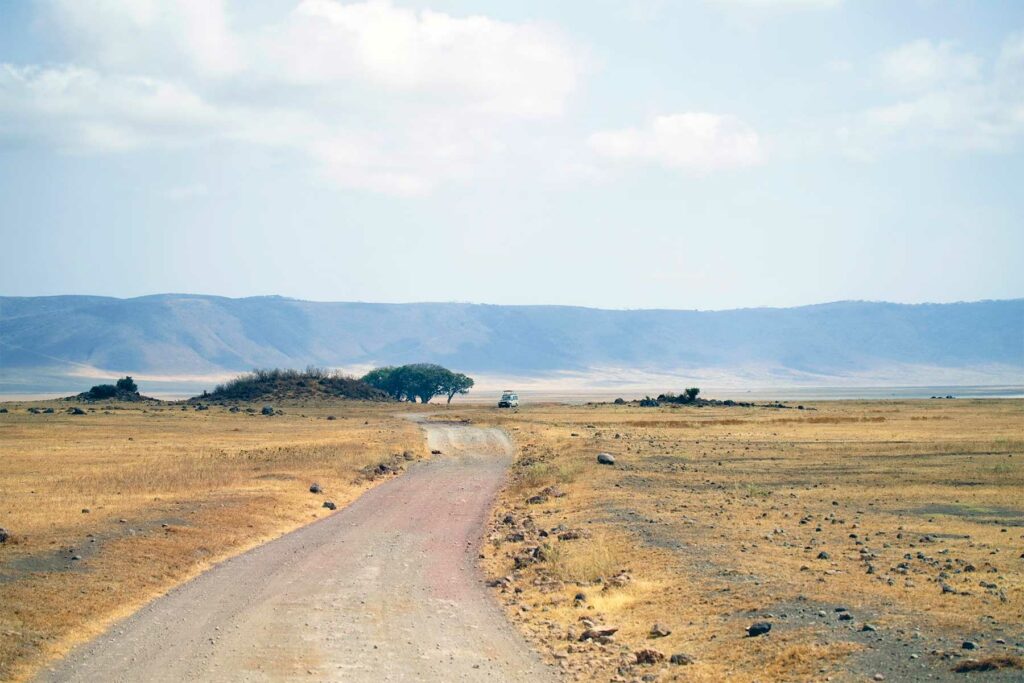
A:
[498,390,519,408]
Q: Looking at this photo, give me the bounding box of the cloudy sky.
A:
[1,0,1021,309]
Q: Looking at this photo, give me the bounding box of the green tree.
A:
[361,364,475,404]
[116,376,138,393]
[685,387,700,402]
[361,366,405,400]
[441,372,474,406]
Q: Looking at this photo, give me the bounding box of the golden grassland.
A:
[0,399,424,682]
[449,399,1024,682]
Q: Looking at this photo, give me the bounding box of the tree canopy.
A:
[361,364,474,404]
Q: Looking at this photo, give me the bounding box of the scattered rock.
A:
[68,407,86,415]
[670,653,695,666]
[747,622,772,637]
[0,528,9,543]
[952,656,1024,673]
[431,449,442,455]
[309,483,322,494]
[817,551,830,560]
[649,624,671,638]
[326,415,337,421]
[862,623,878,632]
[962,641,979,650]
[322,501,337,510]
[43,407,54,413]
[634,649,665,665]
[261,405,274,416]
[81,508,90,514]
[526,495,548,505]
[597,452,616,465]
[580,626,618,641]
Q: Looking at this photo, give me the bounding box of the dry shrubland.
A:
[0,400,423,681]
[461,399,1024,681]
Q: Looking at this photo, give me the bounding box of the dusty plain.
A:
[0,398,424,681]
[451,398,1024,682]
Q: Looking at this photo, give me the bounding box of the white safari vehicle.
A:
[498,390,519,408]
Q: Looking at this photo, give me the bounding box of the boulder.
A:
[261,405,274,416]
[322,501,337,510]
[68,407,86,415]
[0,528,9,543]
[597,452,616,465]
[309,483,322,494]
[747,622,772,637]
[670,653,695,666]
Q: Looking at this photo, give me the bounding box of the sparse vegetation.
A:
[76,377,145,402]
[206,367,386,402]
[465,399,1024,682]
[0,400,422,681]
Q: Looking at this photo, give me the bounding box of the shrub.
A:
[87,384,118,399]
[115,376,138,393]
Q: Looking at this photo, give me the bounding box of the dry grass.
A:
[458,399,1024,681]
[0,399,424,681]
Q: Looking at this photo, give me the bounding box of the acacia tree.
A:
[441,372,474,406]
[361,364,474,404]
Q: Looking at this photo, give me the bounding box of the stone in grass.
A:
[322,501,337,510]
[597,452,616,465]
[962,641,979,650]
[261,405,274,416]
[309,483,322,494]
[649,624,672,638]
[747,622,772,637]
[634,649,665,665]
[817,551,831,560]
[0,528,9,543]
[670,653,695,666]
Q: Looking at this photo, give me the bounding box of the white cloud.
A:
[844,35,1024,155]
[880,39,980,92]
[589,113,765,173]
[41,0,243,78]
[4,0,583,195]
[0,64,230,152]
[261,0,580,119]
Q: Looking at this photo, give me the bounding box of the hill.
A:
[1,294,1021,394]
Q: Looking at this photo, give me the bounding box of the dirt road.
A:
[39,421,552,682]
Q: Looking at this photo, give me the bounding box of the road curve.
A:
[39,420,553,682]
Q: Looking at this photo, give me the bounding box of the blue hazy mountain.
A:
[1,294,1021,393]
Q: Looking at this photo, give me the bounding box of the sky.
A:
[0,0,1022,310]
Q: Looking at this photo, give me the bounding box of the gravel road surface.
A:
[39,420,552,682]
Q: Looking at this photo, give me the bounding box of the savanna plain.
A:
[1,396,1022,682]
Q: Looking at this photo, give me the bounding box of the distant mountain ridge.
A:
[1,294,1022,394]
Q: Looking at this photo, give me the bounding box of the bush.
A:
[115,376,138,393]
[205,367,385,402]
[87,384,118,399]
